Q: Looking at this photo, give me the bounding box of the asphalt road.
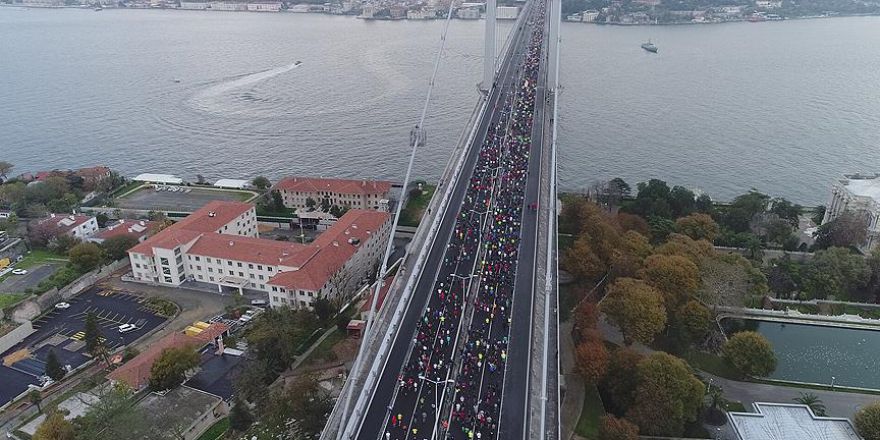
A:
[356,3,548,439]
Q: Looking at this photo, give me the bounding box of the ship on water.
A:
[641,39,658,53]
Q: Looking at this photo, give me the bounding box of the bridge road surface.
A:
[355,3,545,439]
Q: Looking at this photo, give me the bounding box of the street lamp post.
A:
[831,376,836,389]
[418,375,454,440]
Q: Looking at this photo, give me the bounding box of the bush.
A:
[855,401,880,440]
[723,331,777,377]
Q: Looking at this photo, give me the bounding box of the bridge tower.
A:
[482,0,496,91]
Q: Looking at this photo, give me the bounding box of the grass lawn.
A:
[197,418,230,440]
[15,250,68,269]
[110,181,145,198]
[575,386,605,439]
[0,293,27,310]
[302,328,346,366]
[685,351,743,381]
[399,183,436,227]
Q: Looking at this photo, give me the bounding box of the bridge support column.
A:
[482,0,496,91]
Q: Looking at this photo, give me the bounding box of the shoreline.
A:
[2,3,879,26]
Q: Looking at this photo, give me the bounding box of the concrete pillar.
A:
[483,0,496,91]
[217,284,222,293]
[238,286,243,296]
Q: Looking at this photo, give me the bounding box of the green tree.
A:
[270,189,285,211]
[149,346,199,391]
[674,300,712,346]
[814,210,870,250]
[855,401,880,440]
[305,197,317,209]
[647,216,676,242]
[312,297,335,322]
[602,347,643,412]
[252,176,271,190]
[793,392,826,416]
[101,234,139,261]
[601,278,667,346]
[246,307,319,374]
[0,161,12,181]
[45,349,66,381]
[229,396,255,431]
[28,389,43,413]
[598,415,639,440]
[640,254,701,308]
[802,247,870,300]
[695,193,713,213]
[33,411,75,440]
[84,312,102,356]
[626,353,704,436]
[769,197,802,227]
[723,331,777,377]
[73,386,150,439]
[68,242,104,272]
[675,213,720,242]
[669,185,696,217]
[811,205,826,226]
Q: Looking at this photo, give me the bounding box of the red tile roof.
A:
[108,333,202,390]
[192,322,230,343]
[38,214,94,235]
[128,201,253,256]
[76,166,111,179]
[95,219,155,241]
[269,209,390,291]
[187,233,307,266]
[276,176,392,196]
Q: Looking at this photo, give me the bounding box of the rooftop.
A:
[133,173,184,185]
[276,176,392,195]
[213,178,249,189]
[841,174,880,202]
[133,386,222,437]
[728,402,861,440]
[94,219,155,240]
[38,214,94,234]
[129,201,253,256]
[108,332,202,390]
[184,352,244,400]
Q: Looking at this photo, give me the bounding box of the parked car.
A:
[118,324,137,333]
[238,314,253,323]
[54,302,71,309]
[11,269,28,275]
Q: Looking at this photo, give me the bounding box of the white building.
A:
[496,6,519,19]
[728,402,860,440]
[36,214,99,241]
[247,2,281,11]
[456,7,480,19]
[179,2,208,9]
[133,173,184,185]
[581,9,599,21]
[276,176,392,211]
[208,1,248,11]
[822,173,880,253]
[128,201,391,309]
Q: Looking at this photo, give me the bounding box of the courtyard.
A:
[114,184,257,213]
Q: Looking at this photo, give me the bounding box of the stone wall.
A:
[0,321,35,354]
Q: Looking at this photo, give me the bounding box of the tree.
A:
[28,219,61,247]
[73,386,150,439]
[563,234,607,282]
[640,254,701,308]
[95,213,110,228]
[722,190,770,233]
[814,210,869,250]
[855,401,880,440]
[572,302,599,343]
[101,234,139,261]
[601,278,667,346]
[770,197,802,227]
[575,330,608,385]
[320,196,332,212]
[654,233,715,267]
[0,161,12,181]
[723,331,777,377]
[794,392,826,416]
[48,234,80,254]
[802,247,870,300]
[305,197,317,209]
[811,205,826,226]
[626,352,704,437]
[610,230,653,279]
[45,349,66,381]
[598,415,639,440]
[602,348,643,412]
[229,396,255,431]
[252,176,271,190]
[675,213,720,242]
[695,193,713,213]
[84,312,102,356]
[312,297,335,322]
[69,242,104,272]
[196,174,206,185]
[270,189,285,212]
[615,213,651,237]
[669,185,696,217]
[28,390,43,413]
[33,411,75,440]
[149,346,199,391]
[674,300,712,346]
[647,216,676,242]
[246,307,319,374]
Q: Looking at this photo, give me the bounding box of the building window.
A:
[237,262,243,267]
[164,276,172,283]
[272,286,278,292]
[206,258,212,263]
[195,256,200,262]
[227,261,233,266]
[249,264,254,269]
[197,265,202,271]
[208,268,213,273]
[228,270,234,275]
[239,272,244,277]
[258,275,264,280]
[268,267,274,272]
[160,257,169,265]
[210,276,215,282]
[198,275,204,280]
[257,265,263,270]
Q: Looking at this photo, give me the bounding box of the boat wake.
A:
[194,61,302,100]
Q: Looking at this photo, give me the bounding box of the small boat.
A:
[94,5,103,10]
[295,61,302,66]
[173,78,181,83]
[641,39,658,53]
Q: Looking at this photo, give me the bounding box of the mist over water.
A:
[2,8,879,204]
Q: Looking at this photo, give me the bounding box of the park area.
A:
[399,181,435,227]
[114,184,258,212]
[0,250,67,298]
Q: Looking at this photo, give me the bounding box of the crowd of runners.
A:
[382,5,545,440]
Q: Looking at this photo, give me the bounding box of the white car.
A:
[11,269,28,275]
[118,324,137,333]
[54,302,71,309]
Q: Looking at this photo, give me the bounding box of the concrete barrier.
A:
[0,321,35,355]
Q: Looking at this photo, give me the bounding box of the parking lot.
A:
[0,262,62,294]
[0,287,169,407]
[115,185,256,212]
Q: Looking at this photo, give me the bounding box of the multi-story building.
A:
[581,9,599,21]
[822,173,880,253]
[456,7,480,19]
[36,214,99,240]
[179,2,209,9]
[128,201,391,309]
[247,1,281,11]
[275,176,392,211]
[208,1,248,11]
[496,5,519,19]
